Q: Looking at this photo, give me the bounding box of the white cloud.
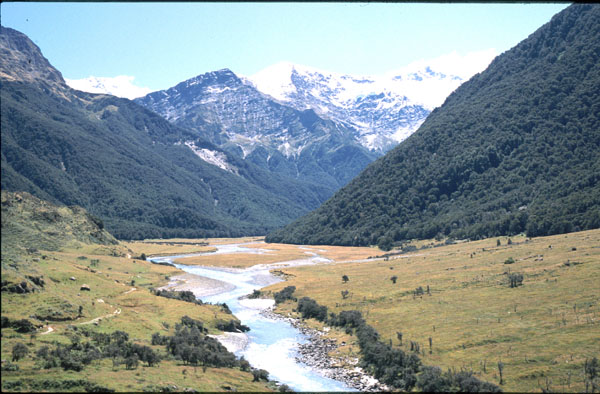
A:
[65,75,152,100]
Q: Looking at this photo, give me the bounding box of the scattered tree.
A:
[508,273,524,288]
[342,275,349,283]
[378,236,393,251]
[252,368,269,382]
[390,275,398,284]
[12,342,29,362]
[125,354,139,370]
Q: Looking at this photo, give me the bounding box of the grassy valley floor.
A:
[4,230,598,392]
[261,229,600,393]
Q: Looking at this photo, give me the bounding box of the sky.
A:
[1,2,570,97]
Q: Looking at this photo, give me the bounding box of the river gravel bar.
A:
[157,273,235,297]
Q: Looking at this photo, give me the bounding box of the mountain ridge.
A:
[266,3,600,246]
[135,68,380,193]
[0,26,322,239]
[245,54,496,152]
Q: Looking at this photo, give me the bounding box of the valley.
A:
[4,211,597,392]
[132,231,600,392]
[2,3,600,393]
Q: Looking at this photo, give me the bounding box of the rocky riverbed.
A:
[260,307,390,392]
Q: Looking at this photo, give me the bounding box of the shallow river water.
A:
[151,244,355,392]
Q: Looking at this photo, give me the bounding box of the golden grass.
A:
[123,240,216,257]
[263,229,600,393]
[1,244,270,392]
[1,357,271,392]
[5,230,597,392]
[174,241,378,268]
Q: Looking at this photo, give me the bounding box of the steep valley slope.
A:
[267,3,600,247]
[1,25,329,239]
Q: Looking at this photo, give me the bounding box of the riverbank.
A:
[149,246,387,391]
[261,306,390,392]
[157,272,235,297]
[209,331,249,353]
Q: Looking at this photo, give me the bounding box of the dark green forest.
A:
[267,4,600,246]
[0,26,341,240]
[0,79,313,239]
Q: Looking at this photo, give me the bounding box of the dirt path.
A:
[78,308,121,325]
[40,325,54,335]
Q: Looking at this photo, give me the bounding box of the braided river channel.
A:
[150,243,355,392]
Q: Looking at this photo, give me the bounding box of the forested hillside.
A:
[267,4,600,246]
[0,26,318,239]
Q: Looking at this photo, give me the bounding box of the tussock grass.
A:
[264,229,600,393]
[174,241,378,268]
[1,245,270,392]
[123,240,217,258]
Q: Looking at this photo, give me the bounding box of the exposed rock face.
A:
[248,62,435,153]
[246,60,498,153]
[0,26,66,90]
[136,69,379,191]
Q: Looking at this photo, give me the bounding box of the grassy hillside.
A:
[1,191,271,392]
[264,229,600,392]
[267,4,600,247]
[1,191,121,255]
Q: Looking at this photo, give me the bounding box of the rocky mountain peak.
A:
[0,26,66,88]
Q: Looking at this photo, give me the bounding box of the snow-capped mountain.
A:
[135,69,378,193]
[246,50,497,152]
[65,75,151,99]
[134,52,496,203]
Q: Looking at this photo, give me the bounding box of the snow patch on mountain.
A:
[65,75,152,99]
[246,49,497,151]
[183,141,238,174]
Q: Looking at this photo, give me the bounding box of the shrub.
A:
[125,354,139,370]
[274,286,296,304]
[12,342,29,361]
[297,297,327,321]
[153,289,202,305]
[180,316,206,332]
[248,289,261,299]
[1,361,20,371]
[378,236,393,251]
[11,319,37,333]
[216,319,250,333]
[252,368,269,382]
[330,310,364,328]
[508,272,524,288]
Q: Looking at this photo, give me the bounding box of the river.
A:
[150,243,356,392]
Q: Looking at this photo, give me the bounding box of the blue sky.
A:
[1,2,569,92]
